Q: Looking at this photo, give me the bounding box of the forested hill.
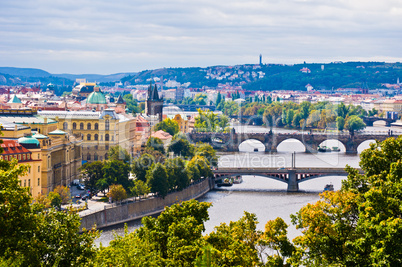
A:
[122,62,402,91]
[2,62,402,91]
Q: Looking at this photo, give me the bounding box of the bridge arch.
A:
[373,120,387,126]
[317,139,346,152]
[276,138,305,153]
[357,139,377,153]
[239,139,265,152]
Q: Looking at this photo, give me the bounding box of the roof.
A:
[100,109,118,120]
[48,129,67,135]
[87,91,107,105]
[116,95,125,104]
[151,130,172,140]
[18,135,40,146]
[32,133,48,139]
[39,110,101,120]
[8,95,22,104]
[0,120,30,131]
[1,139,31,155]
[0,115,57,125]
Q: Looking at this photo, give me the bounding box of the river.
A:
[95,124,400,246]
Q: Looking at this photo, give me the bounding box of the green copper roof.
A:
[48,129,67,135]
[8,95,22,104]
[87,91,107,105]
[18,136,40,145]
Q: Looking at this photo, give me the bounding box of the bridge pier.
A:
[287,169,299,192]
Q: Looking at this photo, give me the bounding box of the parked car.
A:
[75,194,81,198]
[77,184,85,190]
[81,195,87,201]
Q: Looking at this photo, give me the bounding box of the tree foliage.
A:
[154,118,180,136]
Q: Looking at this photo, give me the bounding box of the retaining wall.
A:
[80,178,213,231]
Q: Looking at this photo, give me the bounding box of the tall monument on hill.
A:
[146,82,163,122]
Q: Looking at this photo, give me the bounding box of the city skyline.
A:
[1,0,402,74]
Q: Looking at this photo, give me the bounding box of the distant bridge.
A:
[213,167,361,192]
[362,116,397,127]
[189,131,399,154]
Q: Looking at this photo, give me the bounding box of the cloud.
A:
[1,0,402,74]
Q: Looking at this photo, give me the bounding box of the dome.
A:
[87,91,107,105]
[18,136,40,148]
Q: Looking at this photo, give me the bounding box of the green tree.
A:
[132,153,155,182]
[205,211,262,266]
[95,200,211,266]
[168,133,195,158]
[165,157,189,191]
[336,116,345,131]
[53,185,71,205]
[48,191,62,210]
[186,155,212,182]
[103,160,131,190]
[80,161,104,195]
[0,158,98,266]
[195,143,218,167]
[154,118,179,136]
[107,145,131,163]
[146,136,165,154]
[146,163,169,198]
[108,184,128,202]
[345,115,366,136]
[291,136,402,266]
[130,179,150,199]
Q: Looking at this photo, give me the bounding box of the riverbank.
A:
[79,178,214,231]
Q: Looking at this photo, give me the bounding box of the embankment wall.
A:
[80,178,213,231]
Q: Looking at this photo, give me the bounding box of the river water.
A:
[95,124,400,246]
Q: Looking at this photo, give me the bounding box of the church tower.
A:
[146,82,163,122]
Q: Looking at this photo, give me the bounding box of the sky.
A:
[1,0,402,74]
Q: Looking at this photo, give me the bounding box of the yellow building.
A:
[39,109,136,162]
[0,110,83,194]
[173,114,194,133]
[0,139,42,196]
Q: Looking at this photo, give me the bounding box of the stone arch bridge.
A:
[189,132,397,154]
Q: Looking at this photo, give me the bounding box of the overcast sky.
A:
[1,0,402,74]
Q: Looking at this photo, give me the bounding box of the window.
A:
[63,122,68,130]
[105,145,109,150]
[38,154,40,159]
[24,180,26,187]
[27,154,30,160]
[18,154,21,160]
[73,122,77,129]
[95,123,99,130]
[105,153,108,160]
[94,134,98,141]
[105,120,109,130]
[80,123,84,130]
[38,178,40,186]
[28,179,30,187]
[87,153,91,161]
[87,134,91,141]
[105,134,109,141]
[23,154,26,160]
[94,153,98,161]
[87,123,91,130]
[100,156,103,161]
[95,145,98,150]
[38,166,40,172]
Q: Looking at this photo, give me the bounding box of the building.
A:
[1,139,42,196]
[39,109,137,162]
[146,82,163,122]
[0,127,82,195]
[173,114,193,133]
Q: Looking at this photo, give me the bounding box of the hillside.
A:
[0,67,51,77]
[2,62,402,91]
